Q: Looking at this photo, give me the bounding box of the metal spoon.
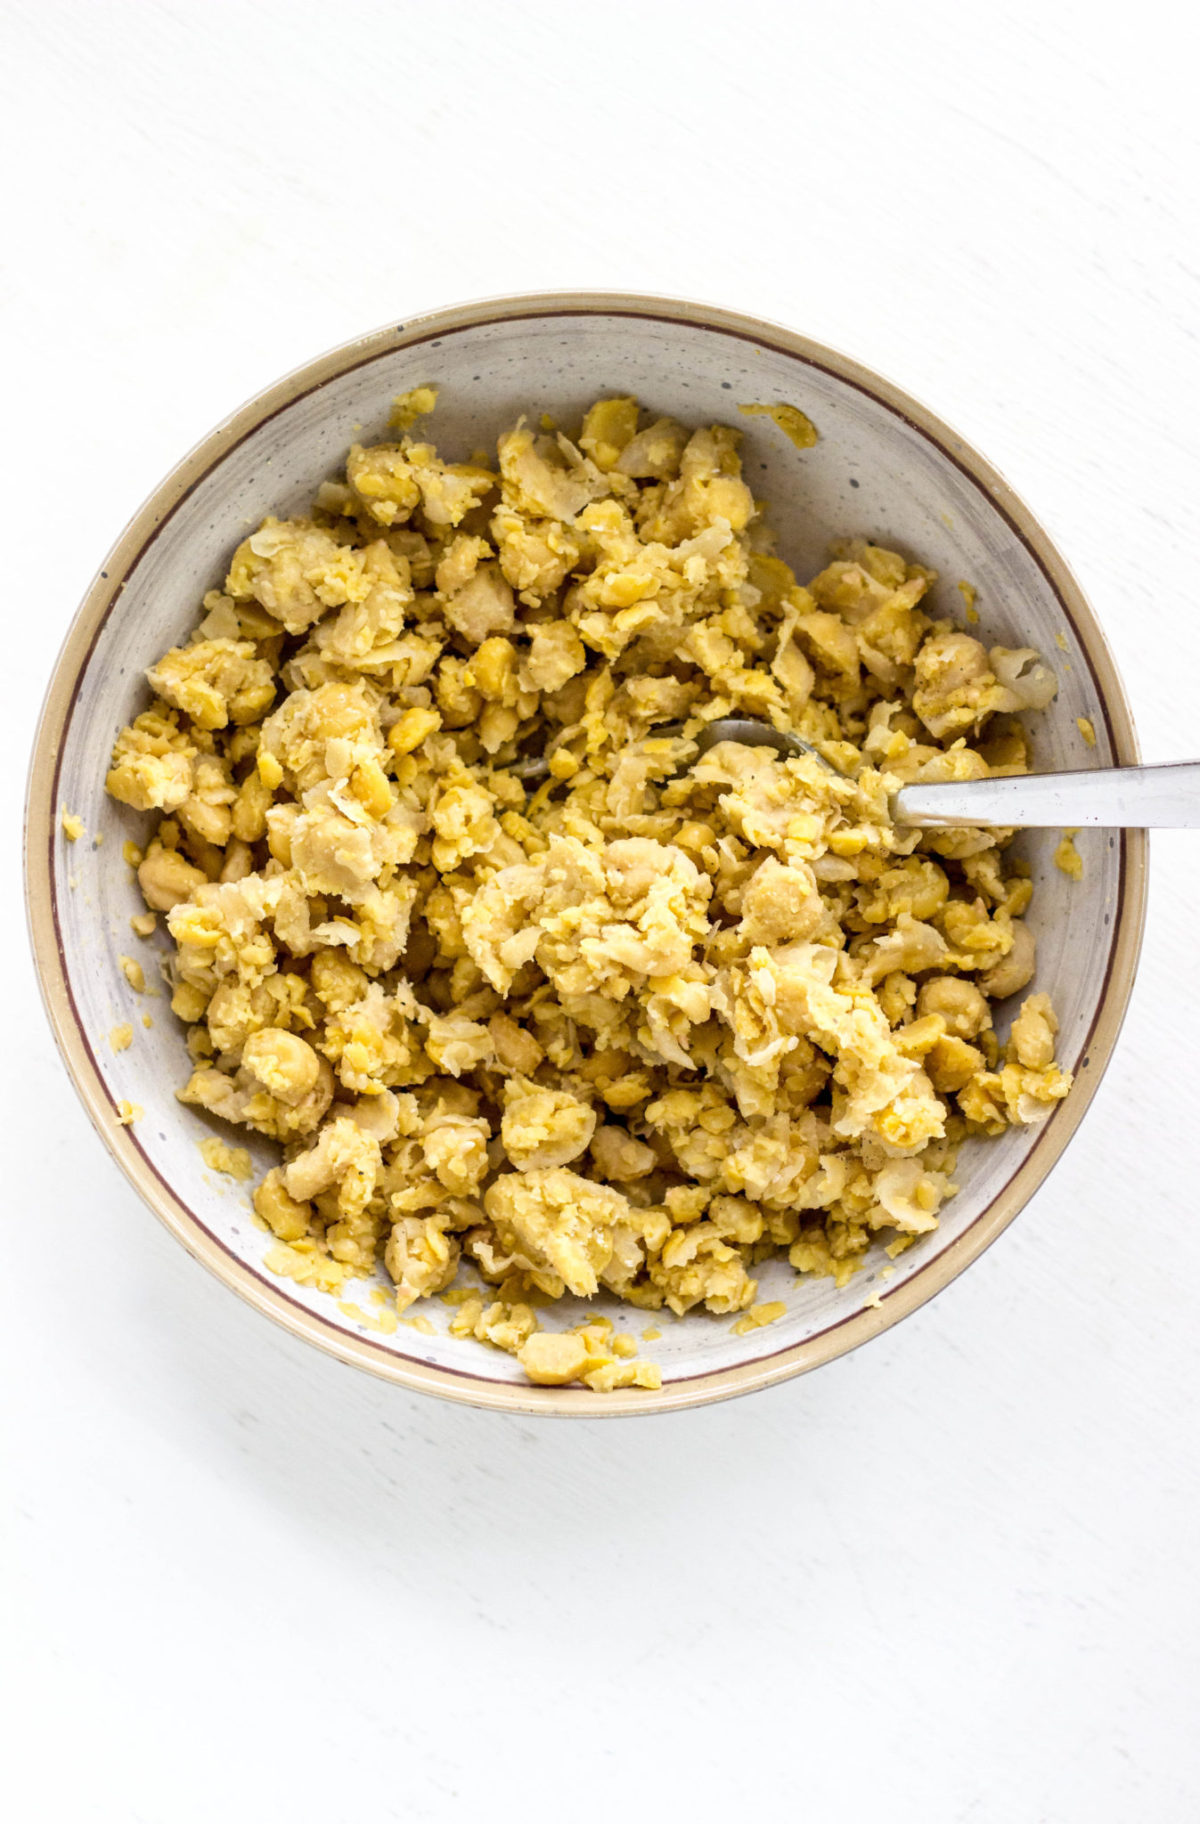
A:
[513,717,1200,828]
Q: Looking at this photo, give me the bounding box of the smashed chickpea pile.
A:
[105,390,1072,1392]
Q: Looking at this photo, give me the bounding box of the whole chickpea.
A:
[979,921,1037,1000]
[241,1028,321,1106]
[916,975,991,1040]
[137,842,207,912]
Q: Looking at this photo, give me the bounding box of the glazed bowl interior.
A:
[29,296,1143,1412]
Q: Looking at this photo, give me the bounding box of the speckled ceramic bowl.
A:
[25,292,1146,1414]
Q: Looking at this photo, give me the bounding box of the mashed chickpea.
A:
[105,391,1072,1390]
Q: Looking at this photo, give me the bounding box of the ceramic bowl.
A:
[25,292,1146,1414]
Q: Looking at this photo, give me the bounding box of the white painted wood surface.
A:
[3,3,1198,1817]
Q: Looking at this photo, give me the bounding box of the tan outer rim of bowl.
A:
[24,290,1147,1417]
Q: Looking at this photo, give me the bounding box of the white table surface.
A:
[4,4,1198,1819]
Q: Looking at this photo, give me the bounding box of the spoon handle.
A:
[893,759,1200,830]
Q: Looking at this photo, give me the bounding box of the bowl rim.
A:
[24,288,1148,1417]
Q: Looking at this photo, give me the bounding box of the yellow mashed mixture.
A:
[104,391,1072,1391]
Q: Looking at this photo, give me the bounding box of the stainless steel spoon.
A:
[512,717,1200,828]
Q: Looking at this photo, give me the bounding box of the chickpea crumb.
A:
[338,1299,400,1335]
[518,1331,590,1384]
[738,401,818,450]
[1076,715,1097,747]
[731,1300,788,1335]
[1054,831,1084,880]
[199,1137,254,1180]
[118,955,147,993]
[109,1023,134,1053]
[117,1099,143,1125]
[388,385,439,433]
